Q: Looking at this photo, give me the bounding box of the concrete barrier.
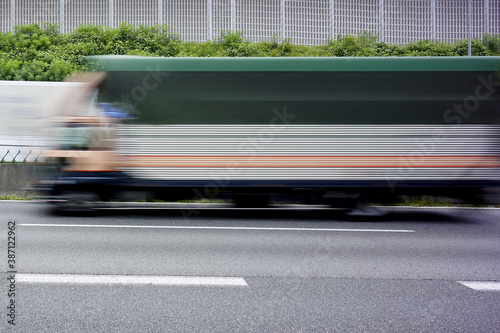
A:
[0,163,39,197]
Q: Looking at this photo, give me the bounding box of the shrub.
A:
[1,24,498,82]
[371,42,408,56]
[451,39,490,56]
[483,34,500,55]
[0,58,22,80]
[179,41,219,57]
[327,31,378,57]
[216,30,257,57]
[404,40,453,56]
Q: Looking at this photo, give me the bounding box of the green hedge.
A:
[1,23,499,81]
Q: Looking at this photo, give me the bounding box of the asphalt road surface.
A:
[1,201,500,332]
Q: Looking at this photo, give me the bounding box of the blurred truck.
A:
[36,56,500,211]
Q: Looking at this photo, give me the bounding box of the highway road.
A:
[1,201,500,332]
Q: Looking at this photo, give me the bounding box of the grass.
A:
[393,195,495,208]
[0,194,38,200]
[394,196,455,207]
[0,193,497,207]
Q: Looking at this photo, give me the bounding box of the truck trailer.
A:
[38,56,500,211]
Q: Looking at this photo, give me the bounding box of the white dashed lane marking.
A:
[19,223,415,233]
[17,274,248,286]
[458,281,500,291]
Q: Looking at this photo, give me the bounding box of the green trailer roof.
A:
[86,55,500,72]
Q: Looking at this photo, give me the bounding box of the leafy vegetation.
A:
[393,195,495,208]
[0,194,38,200]
[1,23,499,81]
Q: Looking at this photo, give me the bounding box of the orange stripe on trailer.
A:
[123,155,499,158]
[62,170,118,172]
[120,155,500,168]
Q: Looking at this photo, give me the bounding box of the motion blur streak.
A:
[24,56,500,212]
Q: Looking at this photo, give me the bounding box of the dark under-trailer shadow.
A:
[42,202,476,225]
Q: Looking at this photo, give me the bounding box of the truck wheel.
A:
[52,191,100,215]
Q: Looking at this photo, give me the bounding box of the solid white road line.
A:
[458,281,500,291]
[19,223,414,233]
[17,274,248,286]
